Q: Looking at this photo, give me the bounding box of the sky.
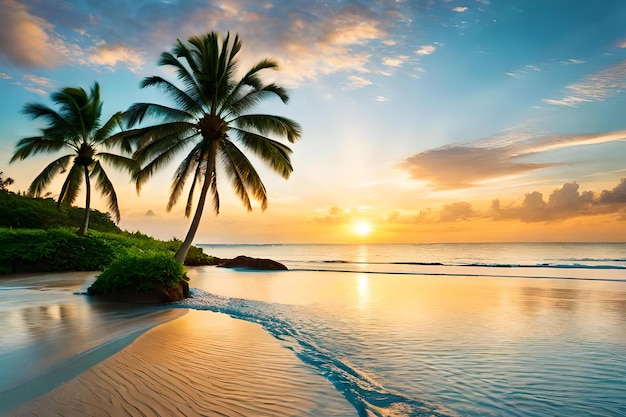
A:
[1,0,625,244]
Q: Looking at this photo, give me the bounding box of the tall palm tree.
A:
[126,32,301,262]
[10,82,137,235]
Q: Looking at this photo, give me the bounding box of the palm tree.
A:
[10,82,137,235]
[126,32,301,262]
[0,172,14,191]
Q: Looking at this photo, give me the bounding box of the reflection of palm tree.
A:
[126,32,302,261]
[10,83,137,235]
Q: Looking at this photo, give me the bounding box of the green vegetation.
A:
[0,190,216,275]
[87,251,188,296]
[126,31,301,262]
[0,190,120,232]
[9,82,137,236]
[0,228,115,275]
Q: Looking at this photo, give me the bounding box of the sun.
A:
[354,221,372,236]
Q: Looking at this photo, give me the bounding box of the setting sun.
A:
[354,221,372,236]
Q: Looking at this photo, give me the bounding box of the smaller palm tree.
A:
[10,82,137,235]
[0,172,14,191]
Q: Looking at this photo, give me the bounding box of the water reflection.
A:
[356,274,370,309]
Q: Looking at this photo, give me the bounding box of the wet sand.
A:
[6,310,355,417]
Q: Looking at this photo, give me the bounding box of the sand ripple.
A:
[8,310,355,417]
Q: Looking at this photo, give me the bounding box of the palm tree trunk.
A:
[77,165,91,236]
[174,147,216,263]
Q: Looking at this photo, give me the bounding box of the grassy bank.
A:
[0,190,215,275]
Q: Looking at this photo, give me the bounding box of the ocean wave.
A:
[174,289,458,417]
[290,260,626,270]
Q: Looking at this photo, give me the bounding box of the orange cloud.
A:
[492,179,626,222]
[0,0,65,68]
[89,44,144,72]
[399,130,626,190]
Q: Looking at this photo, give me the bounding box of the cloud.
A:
[386,179,626,225]
[505,64,541,78]
[543,60,626,107]
[439,202,478,222]
[315,206,352,225]
[88,44,145,72]
[17,74,53,95]
[416,45,436,55]
[0,0,66,68]
[618,40,626,48]
[383,55,408,67]
[452,6,468,12]
[398,130,626,190]
[0,73,11,80]
[562,58,586,65]
[492,179,626,222]
[346,75,373,89]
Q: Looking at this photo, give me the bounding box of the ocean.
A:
[1,242,625,416]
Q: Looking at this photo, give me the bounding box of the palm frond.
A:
[103,127,148,154]
[223,85,290,119]
[231,129,293,178]
[27,154,73,197]
[57,162,83,207]
[219,138,268,211]
[132,123,198,164]
[10,136,68,162]
[124,102,196,128]
[209,169,220,214]
[94,112,123,144]
[159,50,204,105]
[134,131,200,192]
[233,114,302,143]
[91,161,121,222]
[167,143,203,212]
[97,152,139,176]
[138,77,203,116]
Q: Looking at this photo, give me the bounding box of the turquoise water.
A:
[1,243,625,416]
[187,243,626,416]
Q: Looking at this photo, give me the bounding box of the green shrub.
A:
[183,244,217,266]
[88,251,188,296]
[0,228,115,273]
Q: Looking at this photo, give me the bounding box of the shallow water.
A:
[181,267,626,416]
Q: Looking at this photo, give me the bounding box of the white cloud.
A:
[18,74,53,95]
[416,45,436,55]
[562,58,586,65]
[0,73,11,80]
[383,55,408,67]
[346,75,373,89]
[544,60,626,107]
[452,6,468,12]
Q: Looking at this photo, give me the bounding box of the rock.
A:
[218,255,288,271]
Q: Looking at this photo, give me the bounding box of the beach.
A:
[5,310,354,417]
[1,243,626,416]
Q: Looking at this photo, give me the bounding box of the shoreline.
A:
[5,309,355,417]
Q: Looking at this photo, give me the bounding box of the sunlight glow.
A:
[354,221,372,236]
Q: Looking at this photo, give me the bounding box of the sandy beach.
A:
[6,310,355,417]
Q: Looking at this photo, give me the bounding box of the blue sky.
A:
[1,0,625,243]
